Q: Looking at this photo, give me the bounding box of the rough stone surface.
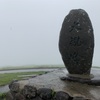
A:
[32,96,43,100]
[14,93,25,100]
[9,81,20,93]
[59,9,94,74]
[37,88,52,100]
[54,91,71,100]
[6,92,14,100]
[21,85,37,99]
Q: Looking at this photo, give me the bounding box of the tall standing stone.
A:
[59,9,94,74]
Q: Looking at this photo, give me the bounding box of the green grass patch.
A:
[0,93,6,100]
[0,71,46,86]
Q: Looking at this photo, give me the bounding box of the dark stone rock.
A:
[9,81,20,93]
[21,85,37,99]
[59,9,94,74]
[15,93,25,100]
[54,91,72,100]
[6,92,14,100]
[37,88,52,100]
[9,79,18,88]
[32,96,43,100]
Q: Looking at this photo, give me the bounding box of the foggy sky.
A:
[0,0,100,67]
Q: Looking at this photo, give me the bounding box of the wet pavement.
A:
[29,68,100,100]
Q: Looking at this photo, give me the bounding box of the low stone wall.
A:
[6,80,88,100]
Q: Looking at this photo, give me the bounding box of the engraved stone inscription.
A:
[69,36,82,46]
[69,21,82,32]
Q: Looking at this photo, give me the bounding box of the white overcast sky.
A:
[0,0,100,67]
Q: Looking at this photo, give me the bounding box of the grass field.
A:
[0,71,46,86]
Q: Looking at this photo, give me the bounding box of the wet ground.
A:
[0,68,100,100]
[29,68,100,100]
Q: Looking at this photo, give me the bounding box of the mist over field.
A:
[0,0,100,67]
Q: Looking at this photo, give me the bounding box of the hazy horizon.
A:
[0,0,100,67]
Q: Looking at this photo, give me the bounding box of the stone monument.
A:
[59,9,100,85]
[59,9,94,75]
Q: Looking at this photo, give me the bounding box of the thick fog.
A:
[0,0,100,67]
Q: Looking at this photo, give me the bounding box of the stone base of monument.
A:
[28,68,100,100]
[60,68,100,86]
